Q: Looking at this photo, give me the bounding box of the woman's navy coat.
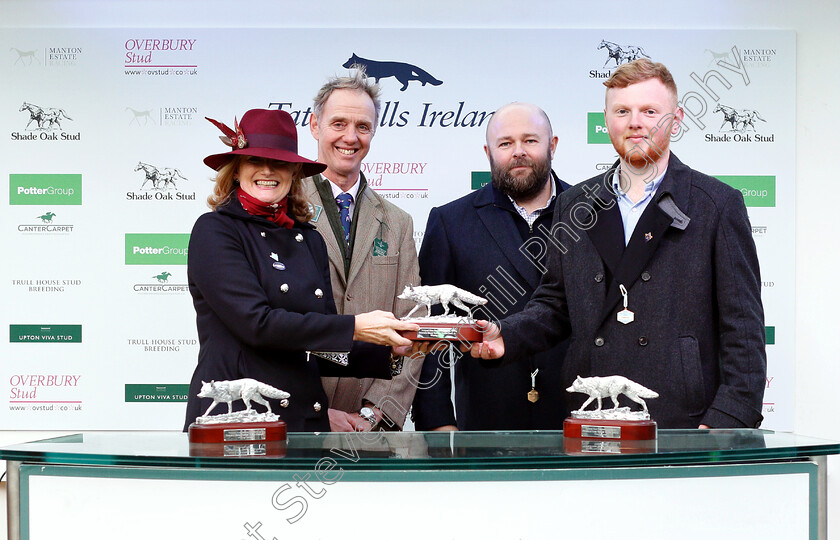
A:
[183,197,390,432]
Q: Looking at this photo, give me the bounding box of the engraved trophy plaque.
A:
[188,378,288,457]
[563,375,658,454]
[397,284,486,343]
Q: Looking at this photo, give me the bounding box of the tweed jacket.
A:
[304,173,421,428]
[183,196,391,433]
[412,173,571,431]
[501,154,766,429]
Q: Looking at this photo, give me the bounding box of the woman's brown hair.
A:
[207,155,314,222]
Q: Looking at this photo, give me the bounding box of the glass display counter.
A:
[2,429,838,539]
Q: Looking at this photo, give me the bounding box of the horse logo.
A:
[343,53,442,91]
[713,104,767,133]
[126,107,156,126]
[37,212,56,223]
[10,47,40,66]
[704,48,732,66]
[597,40,651,68]
[135,162,189,191]
[19,102,73,131]
[153,271,172,283]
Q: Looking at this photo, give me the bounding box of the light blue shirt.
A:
[612,167,668,246]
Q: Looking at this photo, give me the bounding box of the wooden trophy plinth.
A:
[563,417,657,440]
[189,440,287,457]
[188,420,286,457]
[563,417,657,455]
[563,435,657,454]
[401,321,482,343]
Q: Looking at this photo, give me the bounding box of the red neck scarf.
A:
[236,187,295,229]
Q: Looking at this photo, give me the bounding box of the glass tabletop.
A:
[1,430,838,470]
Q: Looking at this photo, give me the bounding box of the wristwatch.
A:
[359,406,377,428]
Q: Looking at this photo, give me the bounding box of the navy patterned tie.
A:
[336,192,353,246]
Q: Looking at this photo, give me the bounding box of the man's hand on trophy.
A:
[469,320,505,360]
[354,310,418,348]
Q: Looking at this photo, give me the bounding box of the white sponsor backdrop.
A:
[1,29,794,430]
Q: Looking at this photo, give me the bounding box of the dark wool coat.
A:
[412,173,571,430]
[183,197,390,432]
[502,154,766,428]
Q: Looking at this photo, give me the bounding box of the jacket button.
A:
[594,337,605,347]
[280,283,289,293]
[346,293,353,301]
[315,288,324,298]
[638,336,648,346]
[594,272,604,283]
[641,271,651,282]
[295,233,304,243]
[313,402,322,412]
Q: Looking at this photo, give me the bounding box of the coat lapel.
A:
[474,184,542,290]
[584,200,624,279]
[599,201,673,322]
[303,177,347,288]
[597,154,692,323]
[346,186,386,287]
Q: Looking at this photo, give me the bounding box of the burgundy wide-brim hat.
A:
[203,109,326,177]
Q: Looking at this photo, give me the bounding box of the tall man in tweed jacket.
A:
[471,60,766,429]
[304,71,421,431]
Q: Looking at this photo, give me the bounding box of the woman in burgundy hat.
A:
[184,109,418,432]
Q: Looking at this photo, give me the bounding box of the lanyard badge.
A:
[617,283,635,325]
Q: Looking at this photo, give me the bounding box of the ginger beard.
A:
[611,124,670,173]
[489,147,553,202]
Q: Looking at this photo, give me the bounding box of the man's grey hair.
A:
[313,67,382,128]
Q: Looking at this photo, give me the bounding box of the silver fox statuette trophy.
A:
[397,284,487,342]
[188,378,289,457]
[563,376,659,448]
